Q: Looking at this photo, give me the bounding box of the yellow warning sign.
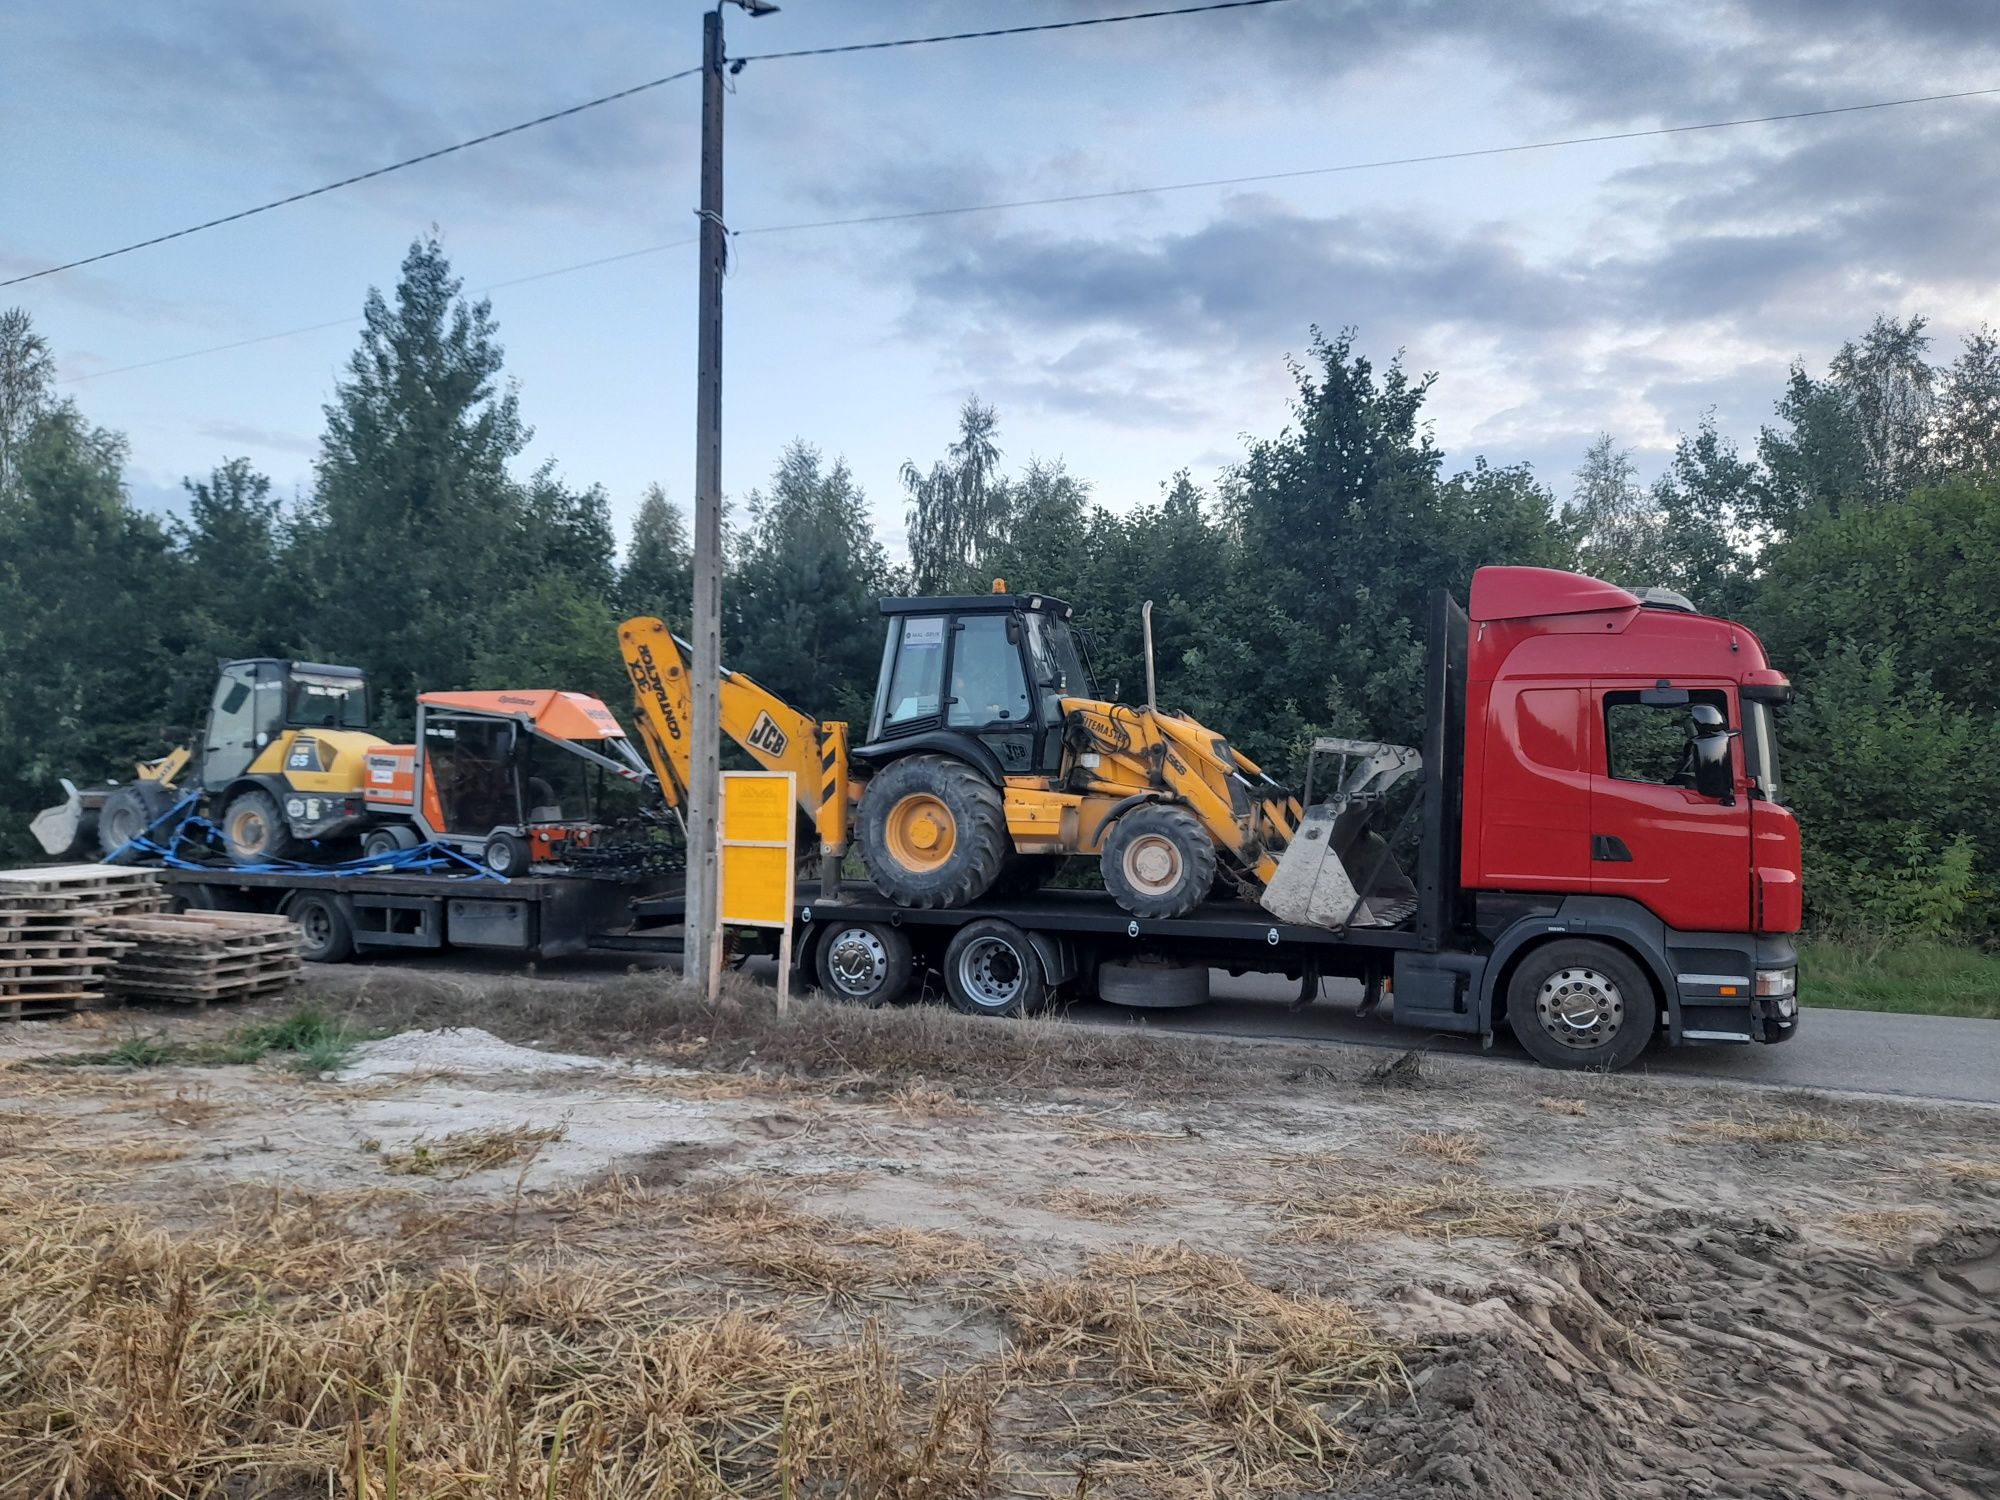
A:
[720,771,795,929]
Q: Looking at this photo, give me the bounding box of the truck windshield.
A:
[1027,614,1094,701]
[287,673,368,729]
[1744,700,1782,804]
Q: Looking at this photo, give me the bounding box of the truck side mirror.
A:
[1692,731,1735,805]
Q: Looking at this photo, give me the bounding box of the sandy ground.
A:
[3,977,1998,1498]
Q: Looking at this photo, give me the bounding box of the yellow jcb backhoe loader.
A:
[618,584,1417,929]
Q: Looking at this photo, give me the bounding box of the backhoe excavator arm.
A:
[616,617,850,861]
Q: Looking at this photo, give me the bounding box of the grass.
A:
[374,1120,569,1178]
[1681,1110,1860,1145]
[1800,937,2000,1019]
[45,1004,367,1073]
[1271,1175,1560,1245]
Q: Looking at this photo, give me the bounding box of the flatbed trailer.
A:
[158,865,666,963]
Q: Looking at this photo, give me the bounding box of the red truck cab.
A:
[1445,566,1800,1064]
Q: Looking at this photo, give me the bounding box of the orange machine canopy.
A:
[417,690,627,743]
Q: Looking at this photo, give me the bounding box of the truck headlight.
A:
[1754,968,1796,998]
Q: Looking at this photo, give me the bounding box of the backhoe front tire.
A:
[1102,804,1216,920]
[219,787,298,865]
[855,754,1008,909]
[98,781,178,859]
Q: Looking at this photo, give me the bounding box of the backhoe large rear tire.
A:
[1101,804,1216,920]
[219,787,299,865]
[855,754,1008,909]
[98,781,178,860]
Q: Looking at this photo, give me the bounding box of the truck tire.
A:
[1505,939,1658,1071]
[942,918,1047,1018]
[856,754,1008,909]
[98,780,178,859]
[220,786,298,864]
[1102,804,1216,920]
[813,921,913,1006]
[286,892,355,963]
[1097,956,1209,1008]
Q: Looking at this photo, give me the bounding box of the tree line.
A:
[2,238,1994,938]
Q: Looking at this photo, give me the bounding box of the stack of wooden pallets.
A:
[0,864,164,1020]
[91,910,303,1007]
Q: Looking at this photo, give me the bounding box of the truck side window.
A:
[947,616,1031,727]
[1604,690,1727,787]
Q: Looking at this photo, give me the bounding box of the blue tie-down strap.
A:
[106,798,506,881]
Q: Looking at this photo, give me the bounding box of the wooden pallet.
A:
[87,908,303,1008]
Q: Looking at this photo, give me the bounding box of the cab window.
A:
[1603,689,1727,786]
[947,616,1031,727]
[881,616,945,731]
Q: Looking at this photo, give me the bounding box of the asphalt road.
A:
[326,949,2000,1108]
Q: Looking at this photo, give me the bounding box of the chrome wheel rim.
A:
[825,929,887,998]
[1535,966,1624,1051]
[958,936,1024,1009]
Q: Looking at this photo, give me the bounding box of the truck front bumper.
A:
[1671,932,1799,1046]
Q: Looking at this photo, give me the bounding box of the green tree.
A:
[1650,414,1759,618]
[1936,325,2000,477]
[0,308,59,498]
[729,441,890,722]
[1570,434,1664,586]
[902,396,1009,593]
[619,483,692,627]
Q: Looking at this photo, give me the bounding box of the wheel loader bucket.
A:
[30,779,86,858]
[1258,802,1419,930]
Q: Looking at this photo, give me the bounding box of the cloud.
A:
[196,420,317,457]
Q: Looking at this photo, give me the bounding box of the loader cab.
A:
[866,590,1093,776]
[201,659,369,790]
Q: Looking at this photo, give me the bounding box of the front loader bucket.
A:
[1259,802,1418,930]
[29,779,91,858]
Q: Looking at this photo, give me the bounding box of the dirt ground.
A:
[3,972,1997,1499]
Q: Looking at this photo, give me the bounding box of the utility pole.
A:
[684,4,727,998]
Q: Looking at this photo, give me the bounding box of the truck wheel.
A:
[814,921,913,1006]
[1506,940,1658,1071]
[1102,805,1216,920]
[98,781,178,859]
[220,787,298,864]
[286,892,355,963]
[856,755,1008,909]
[942,918,1047,1018]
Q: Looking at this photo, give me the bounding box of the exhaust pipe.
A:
[1141,600,1158,713]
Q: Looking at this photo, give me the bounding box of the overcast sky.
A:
[5,0,1997,551]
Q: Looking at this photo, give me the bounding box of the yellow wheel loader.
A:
[619,584,1415,929]
[33,658,394,864]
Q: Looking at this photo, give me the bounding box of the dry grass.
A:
[888,1081,980,1119]
[1273,1174,1559,1245]
[995,1249,1404,1493]
[1055,1115,1198,1148]
[375,1120,569,1178]
[1042,1186,1170,1223]
[1682,1111,1861,1145]
[840,1223,1002,1276]
[1831,1207,1947,1245]
[1405,1129,1483,1166]
[1536,1094,1590,1117]
[1930,1156,2000,1183]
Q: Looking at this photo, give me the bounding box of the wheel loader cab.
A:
[865,592,1093,777]
[201,660,370,791]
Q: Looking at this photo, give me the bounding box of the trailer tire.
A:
[1505,939,1657,1071]
[1102,804,1216,920]
[286,892,355,964]
[942,918,1047,1018]
[856,754,1008,909]
[813,921,913,1007]
[219,786,298,864]
[98,780,178,860]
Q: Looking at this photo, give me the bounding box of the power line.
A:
[54,82,2000,385]
[58,236,701,384]
[734,0,1295,63]
[2,67,701,290]
[739,84,2000,237]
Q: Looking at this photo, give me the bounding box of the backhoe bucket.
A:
[29,779,90,858]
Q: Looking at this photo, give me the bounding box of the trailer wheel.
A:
[98,781,177,860]
[813,921,913,1006]
[856,754,1008,908]
[1505,940,1657,1071]
[942,918,1047,1018]
[286,892,355,964]
[1102,805,1216,920]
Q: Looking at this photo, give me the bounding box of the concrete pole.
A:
[685,5,726,998]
